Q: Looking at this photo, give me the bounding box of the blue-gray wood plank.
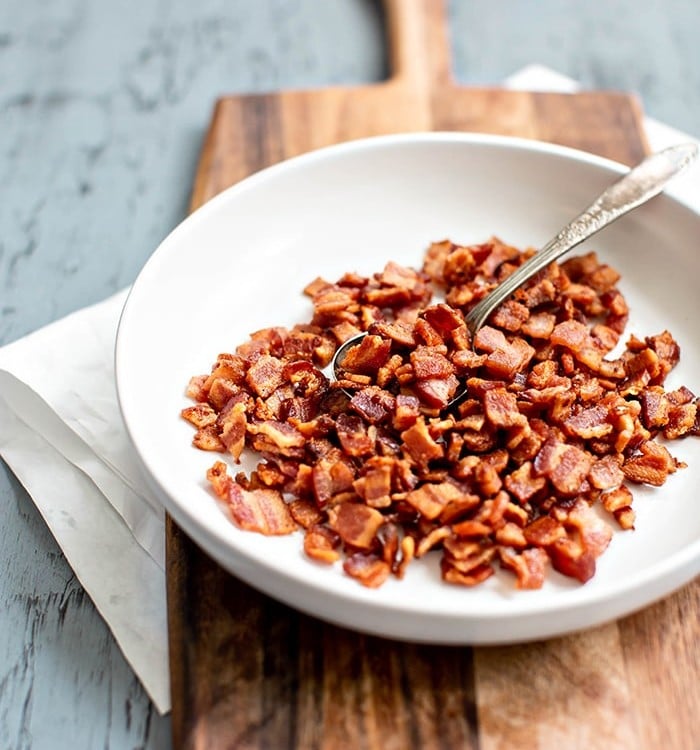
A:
[1,1,698,747]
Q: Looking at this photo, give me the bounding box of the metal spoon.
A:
[332,143,698,401]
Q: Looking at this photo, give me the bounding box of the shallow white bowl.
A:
[116,133,700,644]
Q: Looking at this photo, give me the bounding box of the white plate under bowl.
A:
[116,133,700,644]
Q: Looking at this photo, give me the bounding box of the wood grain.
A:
[168,1,698,748]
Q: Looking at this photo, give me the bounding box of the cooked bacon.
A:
[336,413,375,457]
[422,239,453,284]
[184,239,698,591]
[401,417,444,465]
[563,404,613,440]
[499,547,548,589]
[343,553,391,588]
[354,457,394,508]
[246,354,285,398]
[289,499,325,529]
[404,481,465,521]
[523,515,566,547]
[340,335,392,375]
[311,457,355,507]
[548,537,596,583]
[181,402,218,428]
[207,462,297,535]
[349,386,396,425]
[622,440,678,486]
[559,498,612,559]
[483,387,528,430]
[192,425,225,452]
[491,300,530,332]
[504,461,546,504]
[327,502,386,549]
[304,525,341,564]
[534,435,593,496]
[588,454,624,490]
[218,401,248,460]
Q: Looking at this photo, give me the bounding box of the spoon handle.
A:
[465,142,698,333]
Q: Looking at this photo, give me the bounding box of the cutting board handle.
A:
[382,0,453,88]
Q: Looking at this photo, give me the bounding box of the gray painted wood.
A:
[0,1,698,747]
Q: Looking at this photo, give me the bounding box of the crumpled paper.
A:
[0,67,698,717]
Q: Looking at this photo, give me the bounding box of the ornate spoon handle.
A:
[465,143,698,334]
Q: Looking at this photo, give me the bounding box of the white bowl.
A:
[116,133,700,644]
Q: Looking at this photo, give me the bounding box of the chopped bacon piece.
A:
[622,441,678,486]
[524,515,566,547]
[207,462,297,535]
[499,547,548,589]
[491,300,530,332]
[548,537,596,583]
[401,417,444,465]
[193,425,225,452]
[246,354,285,398]
[588,455,624,490]
[340,335,392,375]
[311,458,355,507]
[181,402,217,428]
[289,499,325,529]
[304,525,341,564]
[534,436,593,496]
[369,319,416,347]
[404,481,465,521]
[336,413,375,457]
[423,303,467,335]
[561,498,613,558]
[343,553,392,588]
[422,239,453,284]
[392,394,421,431]
[327,502,385,549]
[563,404,613,440]
[355,458,394,508]
[504,461,546,504]
[219,401,248,460]
[442,562,494,586]
[483,387,528,430]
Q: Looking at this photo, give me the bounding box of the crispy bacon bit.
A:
[304,525,341,564]
[504,461,546,504]
[289,499,325,529]
[499,547,548,589]
[622,440,678,486]
[181,402,217,428]
[549,537,596,583]
[340,335,392,375]
[404,481,465,520]
[343,553,391,588]
[561,498,613,559]
[588,455,624,490]
[219,401,248,460]
[401,417,444,465]
[328,502,385,549]
[207,462,297,535]
[184,238,697,591]
[534,436,593,496]
[193,425,225,452]
[564,405,612,440]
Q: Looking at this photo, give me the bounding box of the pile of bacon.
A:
[182,238,698,589]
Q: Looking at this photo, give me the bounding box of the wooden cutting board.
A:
[167,1,699,748]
